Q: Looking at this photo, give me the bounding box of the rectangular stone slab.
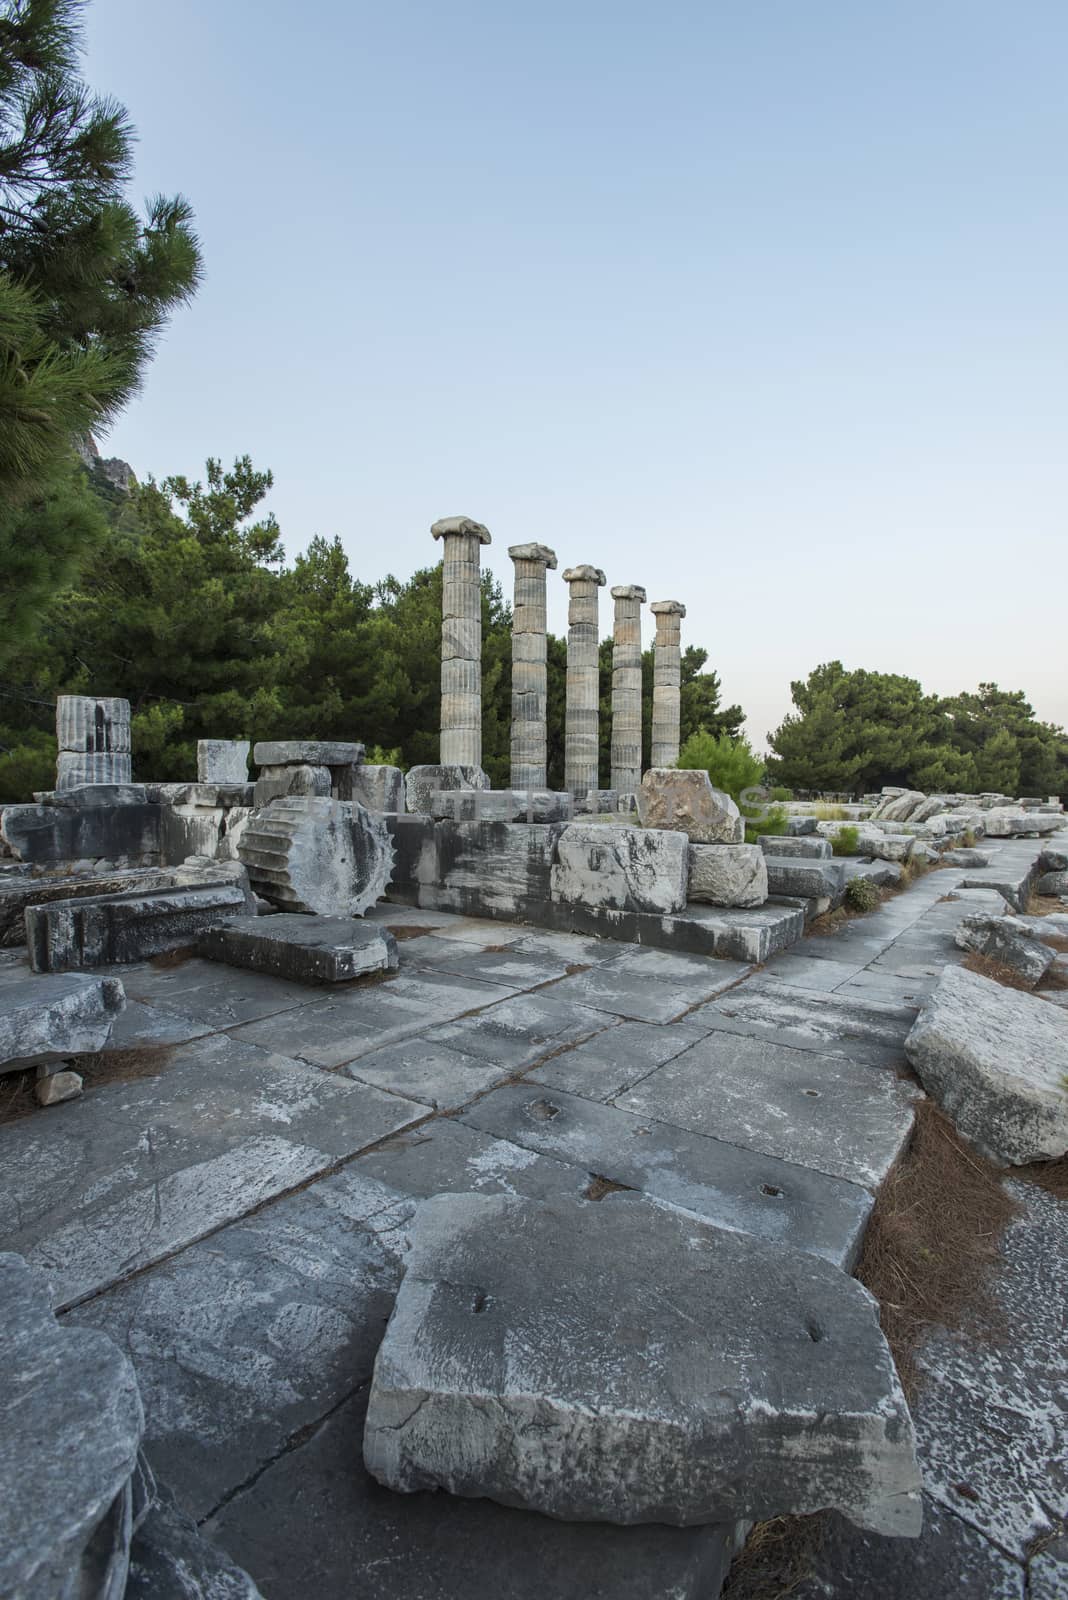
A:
[462,1081,872,1266]
[252,740,364,767]
[26,884,251,972]
[690,978,916,1067]
[0,801,160,867]
[362,1191,922,1534]
[198,913,398,983]
[0,868,175,947]
[758,835,833,859]
[763,857,848,902]
[0,971,125,1071]
[614,1032,921,1189]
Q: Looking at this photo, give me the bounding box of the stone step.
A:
[758,834,833,859]
[199,914,399,984]
[763,857,848,906]
[26,884,251,972]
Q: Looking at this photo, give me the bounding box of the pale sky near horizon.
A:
[85,1,1067,755]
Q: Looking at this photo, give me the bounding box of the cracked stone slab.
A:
[126,1480,264,1598]
[463,1084,872,1265]
[399,937,577,989]
[0,1035,425,1308]
[206,1390,740,1600]
[540,948,751,1022]
[341,1038,516,1108]
[363,1192,921,1533]
[531,1018,708,1102]
[113,957,325,1030]
[690,978,916,1067]
[422,990,615,1070]
[67,1123,589,1519]
[614,1032,921,1189]
[1,1252,144,1600]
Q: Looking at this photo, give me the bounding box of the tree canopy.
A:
[767,662,1068,797]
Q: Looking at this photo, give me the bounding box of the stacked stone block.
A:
[55,695,131,791]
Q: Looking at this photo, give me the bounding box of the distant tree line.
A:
[0,456,742,798]
[766,661,1068,799]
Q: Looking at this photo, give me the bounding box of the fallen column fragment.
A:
[26,883,253,972]
[1,972,125,1072]
[199,913,399,983]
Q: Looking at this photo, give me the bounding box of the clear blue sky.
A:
[86,1,1068,754]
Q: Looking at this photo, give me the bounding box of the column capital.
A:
[611,584,646,603]
[432,515,491,545]
[508,542,557,568]
[562,565,606,585]
[650,599,686,618]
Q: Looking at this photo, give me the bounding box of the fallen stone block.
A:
[53,781,147,808]
[253,762,332,809]
[26,883,252,972]
[0,1253,144,1600]
[764,856,847,903]
[844,859,903,888]
[1,972,125,1071]
[959,863,1040,913]
[197,739,250,783]
[349,763,405,813]
[430,789,573,824]
[637,768,744,842]
[1039,847,1068,873]
[577,788,620,814]
[954,915,1056,985]
[239,796,395,916]
[0,800,160,868]
[941,848,991,867]
[252,740,365,768]
[871,790,927,823]
[127,1479,265,1599]
[687,842,768,907]
[405,764,489,815]
[758,834,832,859]
[35,1067,83,1106]
[0,866,175,947]
[199,913,399,983]
[905,966,1068,1163]
[551,823,689,914]
[363,1192,922,1534]
[785,816,818,835]
[1038,870,1068,897]
[983,808,1063,838]
[160,790,255,865]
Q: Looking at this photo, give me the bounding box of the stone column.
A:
[562,565,607,800]
[55,696,132,791]
[431,516,491,769]
[508,542,557,790]
[650,600,686,768]
[610,585,646,796]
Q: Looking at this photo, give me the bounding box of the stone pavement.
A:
[0,833,1063,1598]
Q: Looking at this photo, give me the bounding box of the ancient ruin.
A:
[650,599,686,767]
[433,515,491,769]
[609,584,645,796]
[509,542,557,789]
[561,564,606,800]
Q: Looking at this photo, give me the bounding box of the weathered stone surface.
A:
[26,883,252,972]
[786,816,819,835]
[252,761,331,808]
[35,1068,83,1105]
[0,867,175,947]
[509,543,557,790]
[610,584,646,795]
[905,965,1068,1163]
[462,1084,872,1266]
[363,1192,921,1534]
[239,796,394,916]
[200,913,399,983]
[1038,870,1068,896]
[389,817,563,920]
[1,972,125,1071]
[871,790,927,823]
[429,788,572,823]
[758,834,833,859]
[941,847,991,867]
[688,842,768,907]
[434,518,490,769]
[1039,847,1068,873]
[404,763,489,815]
[53,781,147,808]
[984,807,1063,837]
[650,600,685,768]
[562,565,607,800]
[56,693,132,754]
[197,739,250,784]
[349,763,405,813]
[764,856,848,903]
[551,823,689,914]
[0,800,160,867]
[252,740,364,768]
[954,914,1056,985]
[127,1481,265,1599]
[0,1252,143,1600]
[638,768,744,843]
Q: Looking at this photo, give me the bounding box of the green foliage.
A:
[0,0,201,628]
[769,785,792,803]
[676,729,764,807]
[815,802,849,821]
[845,876,880,912]
[768,662,1068,799]
[597,641,743,790]
[743,805,789,843]
[831,824,860,856]
[0,725,54,800]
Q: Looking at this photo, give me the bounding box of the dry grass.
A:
[149,945,198,968]
[855,1099,1019,1399]
[385,924,445,942]
[722,1514,826,1600]
[0,1067,39,1125]
[1028,893,1067,918]
[1014,1155,1068,1201]
[962,951,1068,994]
[70,1044,176,1086]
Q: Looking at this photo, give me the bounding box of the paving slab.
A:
[833,969,935,1006]
[689,978,916,1067]
[102,998,216,1049]
[0,1034,425,1308]
[762,952,866,991]
[363,1191,921,1532]
[206,1390,740,1600]
[614,1032,920,1189]
[462,1082,872,1264]
[114,957,325,1029]
[66,1124,590,1519]
[423,990,616,1070]
[541,947,751,1022]
[790,1500,1025,1599]
[228,969,513,1068]
[401,937,578,988]
[341,1037,517,1108]
[531,1018,707,1101]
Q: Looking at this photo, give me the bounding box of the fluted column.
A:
[610,585,646,795]
[562,564,607,800]
[650,600,686,768]
[432,515,491,768]
[508,542,557,790]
